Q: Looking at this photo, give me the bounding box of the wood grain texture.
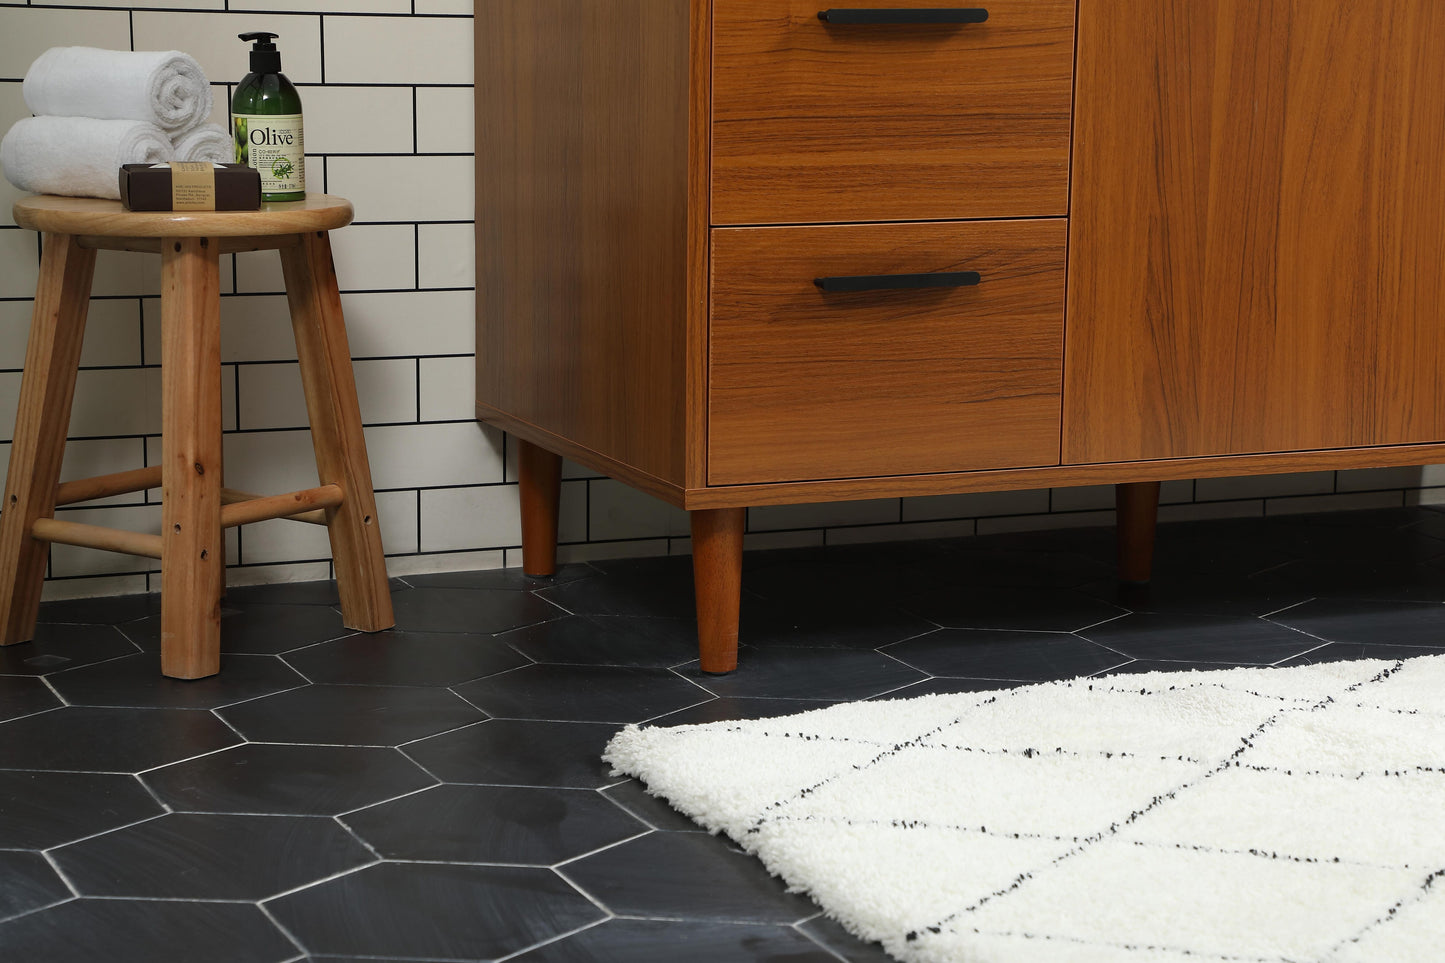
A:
[681,442,1445,509]
[13,194,352,237]
[54,465,162,506]
[474,0,697,487]
[31,518,162,560]
[517,439,562,577]
[708,220,1066,484]
[711,0,1075,224]
[159,235,224,679]
[1066,0,1445,463]
[691,507,745,673]
[281,231,394,635]
[0,233,95,645]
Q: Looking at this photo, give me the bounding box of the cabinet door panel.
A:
[1065,0,1445,464]
[708,220,1065,485]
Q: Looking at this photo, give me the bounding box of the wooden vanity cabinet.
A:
[475,1,1445,673]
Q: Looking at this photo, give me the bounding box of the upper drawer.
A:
[711,0,1076,225]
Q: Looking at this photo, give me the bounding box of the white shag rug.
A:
[604,656,1445,963]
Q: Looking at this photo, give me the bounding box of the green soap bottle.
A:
[232,32,305,202]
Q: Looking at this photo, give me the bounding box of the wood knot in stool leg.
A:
[194,462,205,475]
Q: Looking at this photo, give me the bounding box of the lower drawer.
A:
[708,220,1066,485]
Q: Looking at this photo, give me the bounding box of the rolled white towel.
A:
[0,115,174,199]
[23,46,213,133]
[173,123,232,164]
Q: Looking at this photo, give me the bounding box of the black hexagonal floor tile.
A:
[221,577,409,608]
[1078,572,1312,618]
[0,898,297,963]
[0,705,239,773]
[740,596,937,649]
[38,593,159,626]
[868,677,1027,699]
[601,778,707,833]
[266,862,603,960]
[682,647,927,701]
[798,914,898,962]
[341,784,644,864]
[284,629,530,686]
[535,569,700,620]
[1275,642,1445,667]
[453,664,711,723]
[143,743,435,815]
[649,696,835,727]
[1267,597,1445,646]
[51,812,374,899]
[902,585,1126,632]
[560,832,818,923]
[119,602,351,655]
[46,654,306,709]
[882,629,1130,681]
[0,675,62,722]
[403,719,622,789]
[404,563,596,591]
[388,586,564,634]
[0,850,70,921]
[217,683,485,746]
[509,918,842,962]
[0,623,138,676]
[1249,558,1445,603]
[1078,612,1323,664]
[0,770,162,849]
[497,614,701,668]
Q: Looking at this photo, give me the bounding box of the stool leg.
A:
[0,234,96,644]
[160,236,224,679]
[280,231,394,632]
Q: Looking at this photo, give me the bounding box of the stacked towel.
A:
[0,116,172,199]
[1,46,227,199]
[172,124,233,164]
[23,46,212,133]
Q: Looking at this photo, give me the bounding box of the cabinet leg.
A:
[517,440,562,577]
[691,508,745,674]
[1116,481,1161,584]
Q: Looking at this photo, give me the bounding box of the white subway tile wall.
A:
[0,1,1443,600]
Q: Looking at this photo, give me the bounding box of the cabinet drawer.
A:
[711,0,1075,226]
[708,220,1065,485]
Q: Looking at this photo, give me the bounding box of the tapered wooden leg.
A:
[691,508,745,674]
[160,236,224,679]
[518,439,562,577]
[1116,480,1161,584]
[0,234,96,645]
[280,231,394,633]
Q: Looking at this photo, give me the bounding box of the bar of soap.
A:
[119,162,262,211]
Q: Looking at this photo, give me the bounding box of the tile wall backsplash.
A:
[0,1,1443,599]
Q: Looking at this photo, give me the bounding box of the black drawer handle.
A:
[817,8,989,25]
[813,271,981,293]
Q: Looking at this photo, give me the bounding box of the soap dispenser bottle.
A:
[232,32,305,201]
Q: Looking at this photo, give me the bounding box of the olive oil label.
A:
[233,113,305,196]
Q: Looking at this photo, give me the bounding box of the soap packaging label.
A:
[119,162,262,211]
[234,113,305,196]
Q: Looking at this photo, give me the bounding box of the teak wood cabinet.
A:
[475,1,1445,672]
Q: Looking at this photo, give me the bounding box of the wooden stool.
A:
[0,195,395,679]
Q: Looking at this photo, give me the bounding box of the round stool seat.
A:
[12,194,353,238]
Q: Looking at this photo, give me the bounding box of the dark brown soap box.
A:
[119,163,262,211]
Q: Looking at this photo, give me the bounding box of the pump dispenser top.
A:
[232,31,305,201]
[240,32,282,73]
